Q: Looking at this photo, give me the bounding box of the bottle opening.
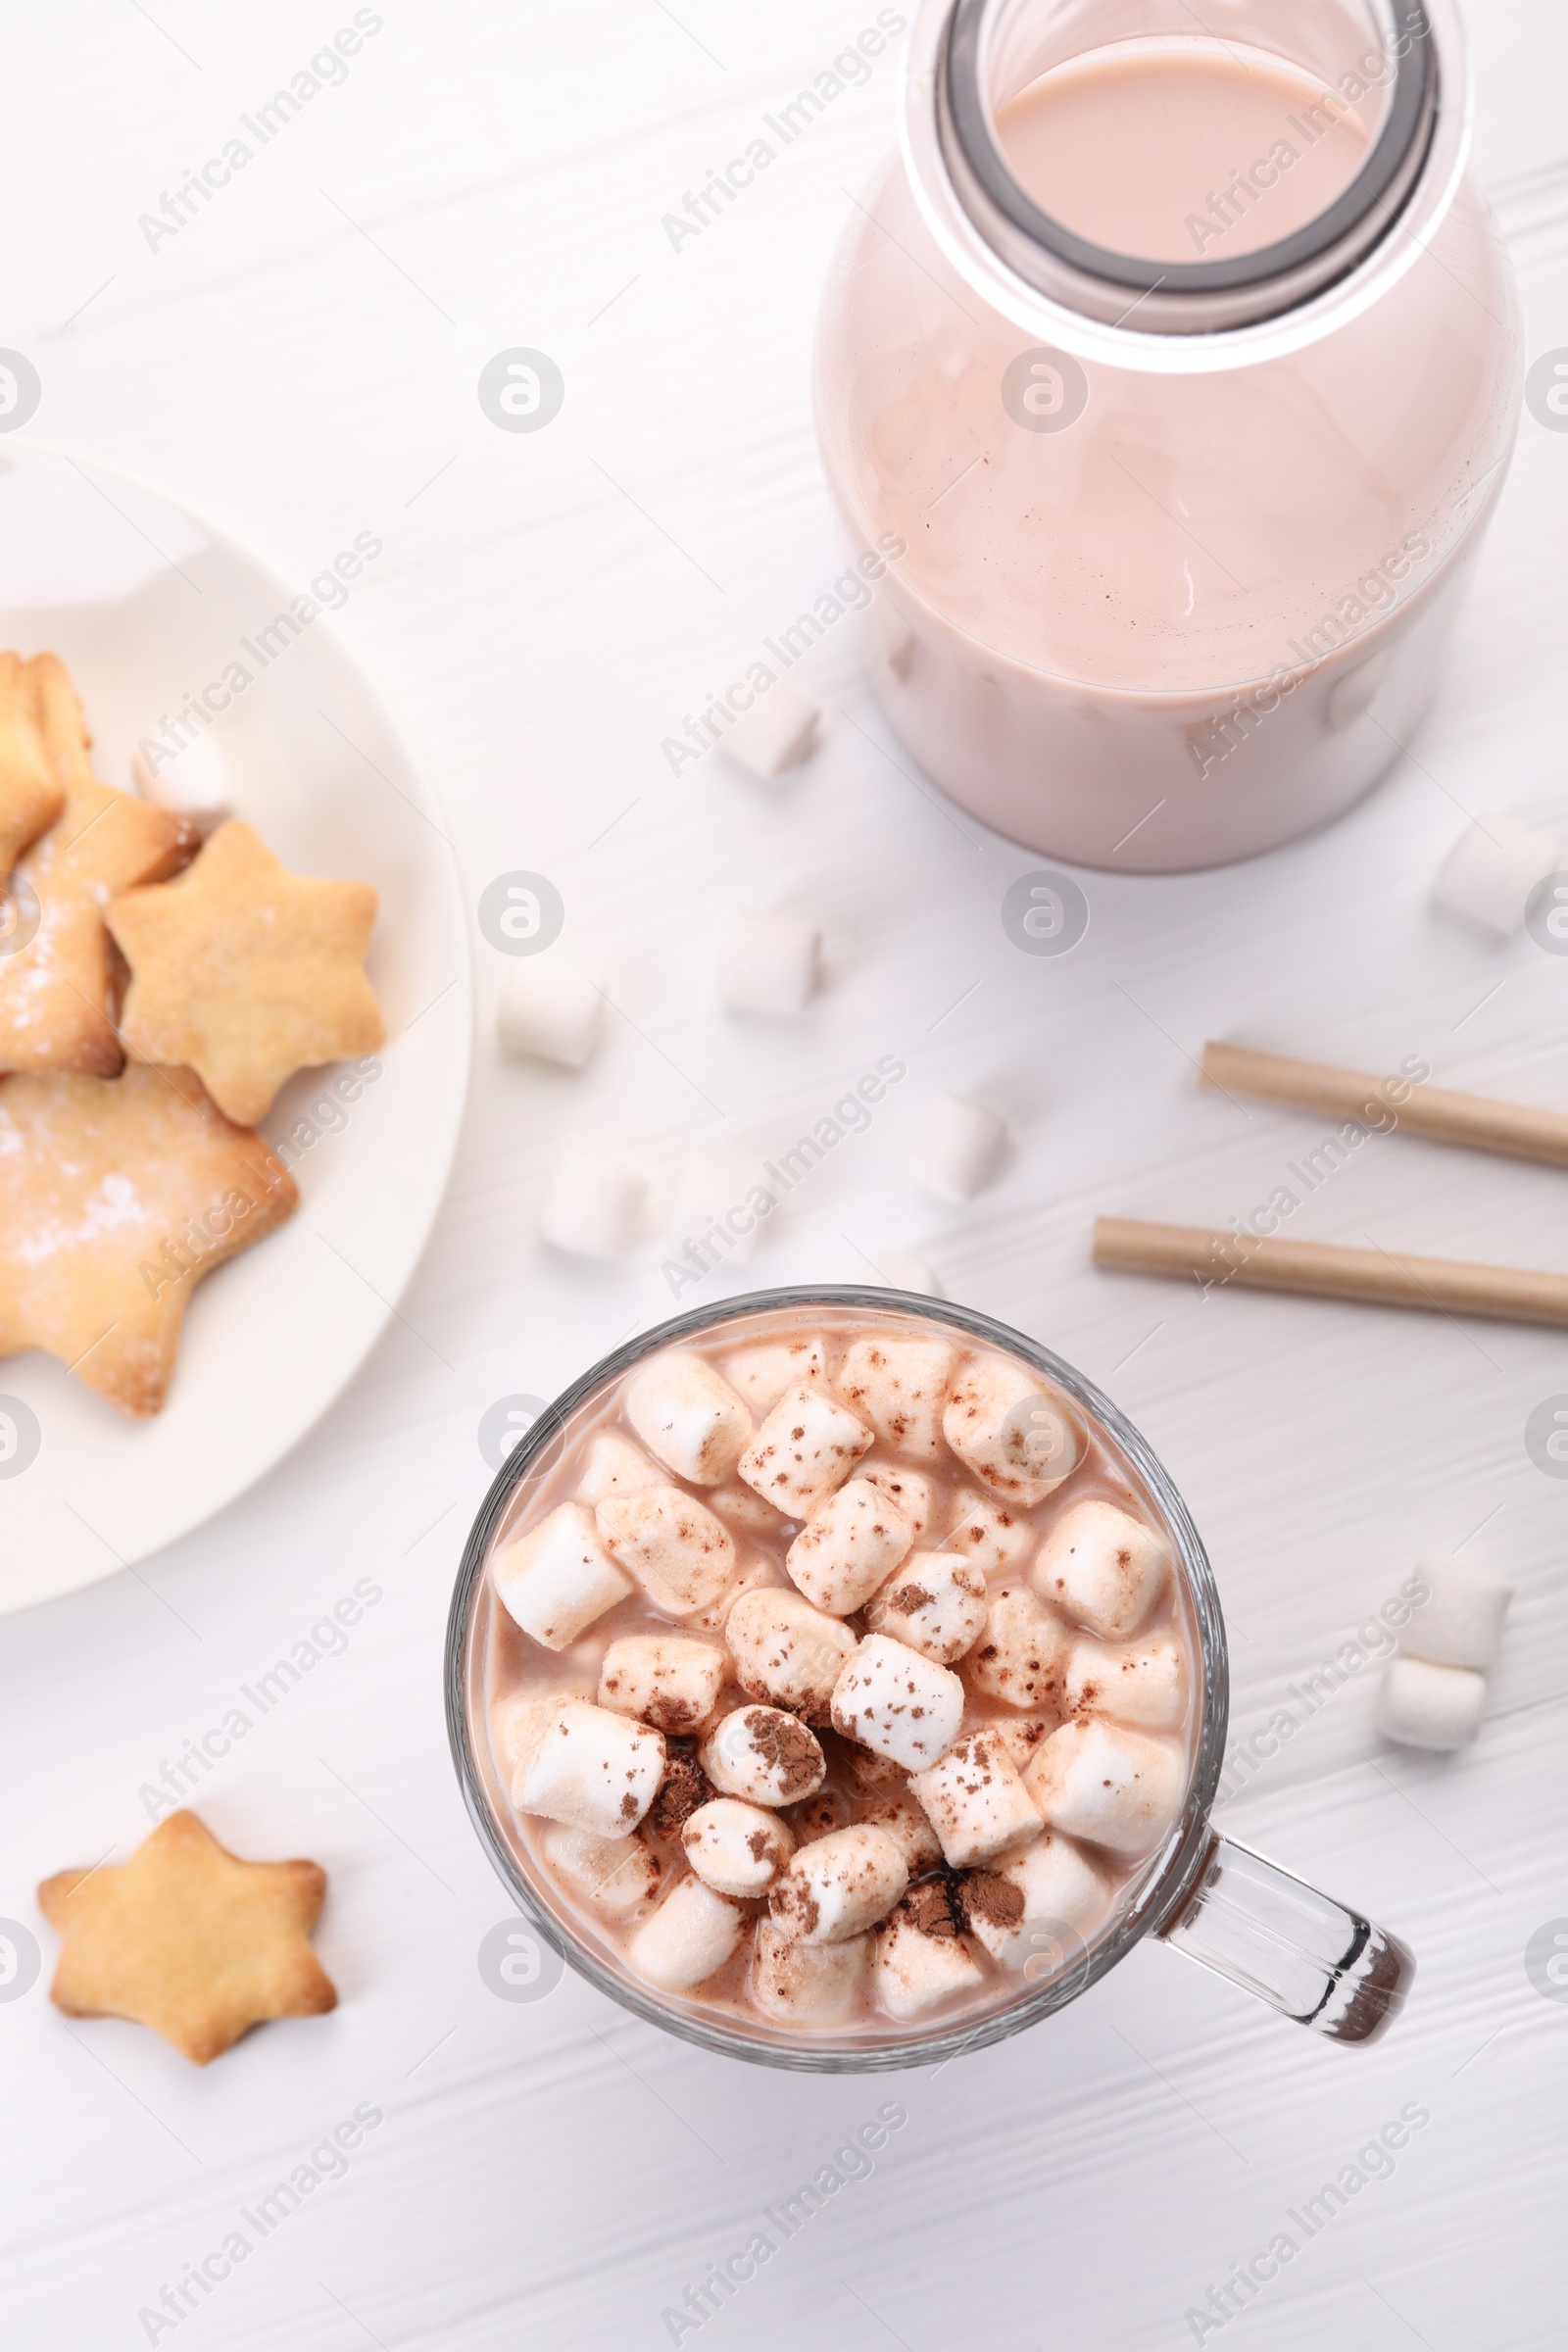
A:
[939,0,1440,331]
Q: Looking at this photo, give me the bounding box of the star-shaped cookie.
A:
[0,1063,299,1415]
[107,819,385,1125]
[0,651,64,878]
[0,655,198,1075]
[39,1810,337,2066]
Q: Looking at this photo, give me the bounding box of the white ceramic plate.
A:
[0,449,470,1613]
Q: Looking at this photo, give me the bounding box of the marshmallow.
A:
[628,1875,750,1992]
[133,738,234,834]
[597,1486,736,1616]
[718,909,820,1016]
[624,1349,753,1487]
[910,1729,1043,1868]
[723,1334,828,1413]
[738,1380,874,1518]
[682,1798,795,1895]
[863,1550,988,1664]
[492,1690,578,1782]
[1403,1557,1513,1670]
[700,1705,826,1806]
[1033,1499,1170,1642]
[943,1355,1085,1506]
[786,1476,913,1615]
[718,677,820,778]
[753,1918,868,2026]
[965,1584,1071,1711]
[946,1486,1036,1574]
[498,960,603,1069]
[514,1700,665,1837]
[1023,1719,1183,1854]
[842,1742,909,1794]
[860,1462,938,1541]
[669,1145,764,1267]
[908,1094,1007,1201]
[598,1634,730,1734]
[836,1336,957,1463]
[574,1432,662,1507]
[542,1825,663,1918]
[540,1150,645,1257]
[857,1793,943,1876]
[875,1885,985,2018]
[491,1502,633,1650]
[1065,1633,1188,1733]
[959,1834,1106,1969]
[769,1825,908,1943]
[831,1634,964,1771]
[1375,1656,1487,1751]
[988,1713,1057,1773]
[785,1788,853,1844]
[874,1250,944,1298]
[1433,811,1562,938]
[706,1480,791,1541]
[725,1586,858,1725]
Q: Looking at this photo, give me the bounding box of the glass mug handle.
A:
[1158,1832,1414,2043]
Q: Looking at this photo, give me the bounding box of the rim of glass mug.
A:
[447,1287,1410,2070]
[898,0,1474,371]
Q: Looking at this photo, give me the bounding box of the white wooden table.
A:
[4,5,1567,2345]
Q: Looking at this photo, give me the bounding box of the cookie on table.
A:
[39,1810,337,2066]
[0,655,198,1075]
[0,1063,299,1416]
[0,652,64,878]
[107,818,385,1125]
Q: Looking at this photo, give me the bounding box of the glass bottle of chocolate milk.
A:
[814,0,1521,869]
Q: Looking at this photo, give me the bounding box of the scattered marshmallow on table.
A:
[960,1834,1107,1969]
[836,1336,957,1462]
[769,1825,908,1943]
[909,1730,1043,1868]
[1064,1633,1188,1733]
[498,959,603,1068]
[1375,1656,1488,1751]
[625,1349,753,1486]
[875,1886,985,2019]
[831,1634,965,1771]
[786,1475,913,1614]
[722,1335,827,1413]
[596,1486,736,1615]
[628,1876,750,1992]
[540,1150,646,1257]
[717,909,820,1016]
[597,1633,729,1733]
[717,676,820,778]
[947,1486,1036,1573]
[864,1550,988,1664]
[490,1502,633,1649]
[724,1586,858,1724]
[1403,1556,1514,1669]
[514,1699,665,1837]
[753,1919,868,2026]
[700,1705,826,1806]
[907,1094,1008,1201]
[943,1354,1085,1506]
[1432,810,1562,937]
[738,1380,874,1517]
[682,1798,795,1896]
[1023,1718,1183,1855]
[541,1825,662,1918]
[965,1584,1071,1711]
[1032,1497,1170,1642]
[574,1432,662,1507]
[133,738,234,834]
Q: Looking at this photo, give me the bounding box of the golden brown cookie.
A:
[107,818,385,1124]
[0,1063,299,1415]
[39,1810,337,2066]
[0,652,64,878]
[0,656,198,1075]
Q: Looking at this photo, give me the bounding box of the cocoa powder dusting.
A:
[901,1878,963,1940]
[747,1709,821,1797]
[959,1871,1025,1932]
[648,1749,712,1835]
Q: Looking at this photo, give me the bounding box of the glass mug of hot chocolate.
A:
[812,0,1521,868]
[447,1291,1411,2068]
